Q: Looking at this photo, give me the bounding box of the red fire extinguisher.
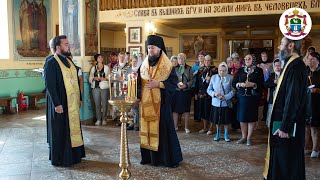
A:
[18,90,27,111]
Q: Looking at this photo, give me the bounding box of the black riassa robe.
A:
[267,55,307,180]
[138,54,183,167]
[44,54,85,167]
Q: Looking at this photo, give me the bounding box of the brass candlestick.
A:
[108,100,136,180]
[108,74,138,180]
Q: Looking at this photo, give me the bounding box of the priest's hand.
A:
[55,105,63,114]
[273,129,289,138]
[146,79,159,89]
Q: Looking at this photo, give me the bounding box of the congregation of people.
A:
[44,34,319,179]
[89,43,320,155]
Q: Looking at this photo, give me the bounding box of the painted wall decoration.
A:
[14,0,52,58]
[180,34,217,59]
[62,0,81,56]
[85,0,98,56]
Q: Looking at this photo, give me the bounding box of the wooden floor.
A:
[0,109,319,179]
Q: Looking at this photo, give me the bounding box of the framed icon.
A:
[128,46,141,58]
[128,27,142,44]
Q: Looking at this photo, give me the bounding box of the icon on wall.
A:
[128,46,141,58]
[128,27,142,44]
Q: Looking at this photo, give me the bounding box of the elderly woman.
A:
[232,54,264,145]
[207,62,235,141]
[305,52,320,158]
[89,54,111,126]
[226,57,233,74]
[170,55,178,67]
[231,52,242,75]
[196,54,218,134]
[172,53,193,133]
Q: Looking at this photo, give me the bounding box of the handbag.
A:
[99,81,109,89]
[226,100,233,109]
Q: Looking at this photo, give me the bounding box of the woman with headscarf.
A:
[170,55,178,67]
[232,54,264,145]
[304,52,320,158]
[196,54,218,134]
[172,53,193,133]
[207,62,235,141]
[226,57,233,74]
[127,55,141,131]
[89,54,111,126]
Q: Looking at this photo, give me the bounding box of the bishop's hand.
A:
[146,79,159,89]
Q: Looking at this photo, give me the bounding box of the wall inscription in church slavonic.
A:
[104,0,318,22]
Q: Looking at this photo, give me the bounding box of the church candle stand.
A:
[108,74,138,180]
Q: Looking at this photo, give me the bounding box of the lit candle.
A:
[130,75,133,98]
[135,76,137,98]
[127,74,131,98]
[108,74,111,98]
[133,76,137,98]
[114,82,117,97]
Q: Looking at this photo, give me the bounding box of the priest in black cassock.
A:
[138,35,183,168]
[44,35,85,167]
[263,37,308,180]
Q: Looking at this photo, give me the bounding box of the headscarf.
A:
[218,62,228,83]
[231,52,239,59]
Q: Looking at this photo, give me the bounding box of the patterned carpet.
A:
[0,109,319,180]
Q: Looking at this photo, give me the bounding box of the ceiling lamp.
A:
[145,21,157,35]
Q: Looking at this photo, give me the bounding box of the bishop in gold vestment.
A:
[138,35,183,167]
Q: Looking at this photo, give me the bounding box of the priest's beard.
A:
[61,49,71,57]
[278,47,290,63]
[148,52,160,62]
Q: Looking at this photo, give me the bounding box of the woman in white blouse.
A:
[89,54,111,126]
